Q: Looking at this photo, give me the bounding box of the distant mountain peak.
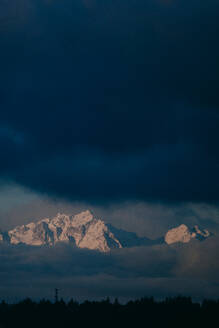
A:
[0,211,211,252]
[6,210,121,252]
[165,224,211,245]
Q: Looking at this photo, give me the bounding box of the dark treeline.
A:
[0,296,218,328]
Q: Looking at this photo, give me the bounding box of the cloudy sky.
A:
[0,0,219,301]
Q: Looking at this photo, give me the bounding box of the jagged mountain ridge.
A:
[0,211,211,252]
[6,211,122,252]
[0,210,158,252]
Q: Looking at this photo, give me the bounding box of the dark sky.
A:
[0,0,219,301]
[0,0,219,203]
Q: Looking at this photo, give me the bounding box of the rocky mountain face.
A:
[164,224,211,245]
[5,211,122,252]
[0,211,211,252]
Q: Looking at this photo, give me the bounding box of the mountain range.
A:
[0,210,211,252]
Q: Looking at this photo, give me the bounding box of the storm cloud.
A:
[0,0,219,203]
[1,0,219,303]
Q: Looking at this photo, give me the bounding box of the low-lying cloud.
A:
[0,235,219,301]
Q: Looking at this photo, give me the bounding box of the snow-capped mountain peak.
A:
[7,210,122,252]
[0,211,211,252]
[165,224,210,245]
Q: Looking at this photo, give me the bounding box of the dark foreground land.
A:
[0,296,218,328]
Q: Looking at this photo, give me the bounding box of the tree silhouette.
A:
[0,295,218,328]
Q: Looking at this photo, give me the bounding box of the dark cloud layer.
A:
[1,238,219,301]
[0,0,219,203]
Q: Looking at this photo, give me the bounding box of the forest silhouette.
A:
[0,296,218,328]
